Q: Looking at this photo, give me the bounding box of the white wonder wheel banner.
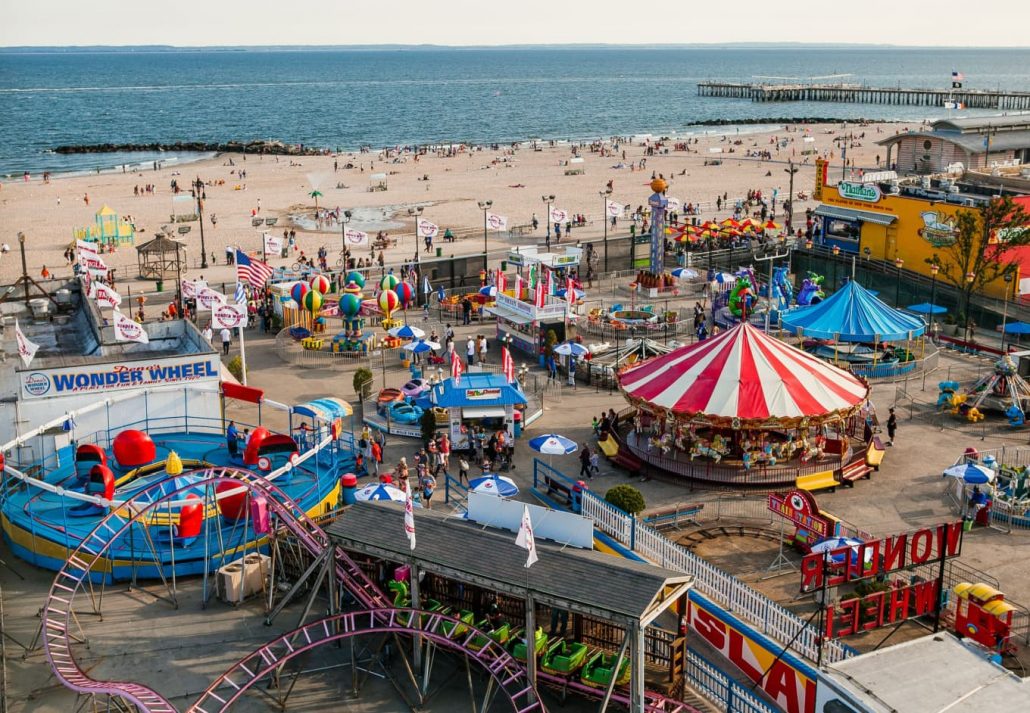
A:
[112,311,149,344]
[197,286,225,309]
[486,212,509,231]
[14,319,40,367]
[263,233,283,254]
[549,207,569,224]
[75,239,98,256]
[344,228,369,246]
[93,283,122,308]
[605,200,624,218]
[211,303,248,330]
[417,219,439,239]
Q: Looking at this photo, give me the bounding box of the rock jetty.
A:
[53,140,329,156]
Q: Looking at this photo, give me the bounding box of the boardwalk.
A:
[698,81,1030,110]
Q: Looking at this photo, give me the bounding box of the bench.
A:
[543,475,573,508]
[610,449,643,474]
[796,470,840,493]
[642,502,704,529]
[507,224,532,238]
[865,436,886,470]
[840,457,873,487]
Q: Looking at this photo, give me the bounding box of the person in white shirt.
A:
[202,324,213,344]
[220,327,232,355]
[466,336,475,367]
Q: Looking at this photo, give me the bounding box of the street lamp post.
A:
[832,245,840,292]
[478,200,493,272]
[408,206,424,306]
[340,209,352,265]
[1001,272,1014,351]
[600,188,612,272]
[194,177,208,269]
[894,257,904,306]
[805,238,813,277]
[784,161,799,232]
[542,194,555,243]
[929,260,939,316]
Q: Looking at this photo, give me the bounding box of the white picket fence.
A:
[581,491,852,665]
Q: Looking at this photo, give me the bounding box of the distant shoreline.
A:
[3,44,1028,53]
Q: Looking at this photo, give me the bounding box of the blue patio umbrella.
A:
[468,474,519,497]
[1003,322,1030,335]
[402,339,441,353]
[672,267,699,279]
[556,287,586,300]
[907,302,948,315]
[480,285,497,298]
[354,483,407,503]
[943,463,995,484]
[388,324,425,340]
[810,536,869,563]
[528,434,578,456]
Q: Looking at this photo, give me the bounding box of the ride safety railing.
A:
[532,458,854,666]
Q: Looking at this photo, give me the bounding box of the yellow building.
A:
[811,159,1019,299]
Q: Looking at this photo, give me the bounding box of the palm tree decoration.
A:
[308,189,323,211]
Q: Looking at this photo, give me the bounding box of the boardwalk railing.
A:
[531,460,853,665]
[686,650,778,713]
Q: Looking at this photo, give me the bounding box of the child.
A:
[458,456,470,486]
[589,450,600,479]
[592,416,601,436]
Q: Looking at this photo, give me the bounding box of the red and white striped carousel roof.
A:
[618,323,868,424]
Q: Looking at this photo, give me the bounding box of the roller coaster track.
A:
[189,608,542,713]
[41,466,699,713]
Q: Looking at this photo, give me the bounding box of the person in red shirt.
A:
[370,440,382,477]
[437,433,451,474]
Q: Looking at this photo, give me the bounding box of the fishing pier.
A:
[697,81,1030,110]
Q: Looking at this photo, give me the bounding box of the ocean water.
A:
[1,47,1029,176]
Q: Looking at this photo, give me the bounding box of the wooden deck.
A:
[698,81,1030,110]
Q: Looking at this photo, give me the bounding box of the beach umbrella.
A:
[1003,322,1030,335]
[467,474,519,498]
[810,536,870,563]
[354,483,407,503]
[380,274,399,291]
[943,463,995,484]
[907,302,948,315]
[671,267,699,279]
[701,221,720,231]
[402,339,441,353]
[720,218,740,230]
[739,217,761,231]
[556,287,585,301]
[553,341,590,358]
[308,189,323,210]
[479,285,497,298]
[388,324,425,340]
[528,434,578,456]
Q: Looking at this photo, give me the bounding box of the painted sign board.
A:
[20,356,220,400]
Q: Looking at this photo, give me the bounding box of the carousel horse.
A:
[763,443,777,467]
[710,434,729,455]
[674,430,690,452]
[690,440,724,463]
[799,437,826,464]
[742,451,753,470]
[657,433,673,455]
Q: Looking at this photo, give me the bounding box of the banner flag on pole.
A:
[514,274,523,299]
[549,207,568,224]
[14,319,39,367]
[404,488,416,550]
[450,349,464,385]
[344,228,369,247]
[486,212,508,231]
[197,286,226,310]
[502,347,515,383]
[263,233,283,255]
[605,200,624,218]
[181,279,197,298]
[566,277,575,308]
[94,283,122,308]
[515,504,539,568]
[112,310,149,344]
[236,249,274,288]
[211,303,248,330]
[75,239,98,256]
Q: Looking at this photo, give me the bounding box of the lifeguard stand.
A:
[73,206,136,249]
[368,173,388,192]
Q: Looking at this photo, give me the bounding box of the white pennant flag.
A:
[93,283,122,308]
[197,286,225,310]
[75,239,98,256]
[404,489,416,550]
[549,207,568,225]
[112,310,149,344]
[605,200,624,218]
[211,302,248,330]
[181,279,197,299]
[515,504,538,568]
[486,212,509,231]
[78,253,108,276]
[263,232,283,255]
[80,270,94,298]
[14,319,40,368]
[344,228,369,246]
[417,219,439,239]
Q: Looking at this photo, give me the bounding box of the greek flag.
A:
[234,282,247,305]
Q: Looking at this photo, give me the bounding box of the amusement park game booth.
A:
[424,373,527,451]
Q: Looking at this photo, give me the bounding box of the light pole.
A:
[600,188,612,272]
[894,257,904,306]
[805,238,813,276]
[408,206,424,306]
[542,194,555,243]
[832,245,840,292]
[478,199,493,272]
[1001,272,1014,351]
[929,260,939,322]
[340,209,352,263]
[784,161,799,232]
[194,176,208,269]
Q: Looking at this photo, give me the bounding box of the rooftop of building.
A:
[933,114,1030,133]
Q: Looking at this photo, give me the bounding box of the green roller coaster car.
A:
[510,627,548,662]
[468,621,512,652]
[580,650,631,689]
[540,640,590,675]
[440,609,475,639]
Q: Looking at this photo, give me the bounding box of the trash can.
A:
[156,280,164,292]
[501,261,507,271]
[435,247,442,257]
[340,473,359,505]
[963,516,974,532]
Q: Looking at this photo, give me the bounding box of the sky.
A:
[2,0,1028,48]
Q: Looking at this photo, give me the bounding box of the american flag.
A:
[502,346,515,383]
[952,70,964,81]
[450,349,463,385]
[236,249,274,289]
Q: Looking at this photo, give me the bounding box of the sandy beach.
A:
[0,121,921,290]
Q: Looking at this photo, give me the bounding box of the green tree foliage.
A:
[604,484,646,515]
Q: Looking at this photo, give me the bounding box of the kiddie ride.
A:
[938,355,1030,426]
[1,417,348,582]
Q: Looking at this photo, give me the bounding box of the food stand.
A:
[424,373,528,450]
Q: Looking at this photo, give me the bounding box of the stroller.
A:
[427,353,446,365]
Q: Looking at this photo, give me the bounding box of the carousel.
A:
[614,322,871,485]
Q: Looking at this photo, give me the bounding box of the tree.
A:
[420,408,438,445]
[353,368,373,400]
[227,356,246,382]
[604,484,646,516]
[937,196,1030,338]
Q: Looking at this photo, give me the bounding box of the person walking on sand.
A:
[887,407,897,446]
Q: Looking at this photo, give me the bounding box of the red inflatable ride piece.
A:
[87,465,115,501]
[111,429,156,468]
[216,481,248,520]
[242,427,271,467]
[177,494,203,538]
